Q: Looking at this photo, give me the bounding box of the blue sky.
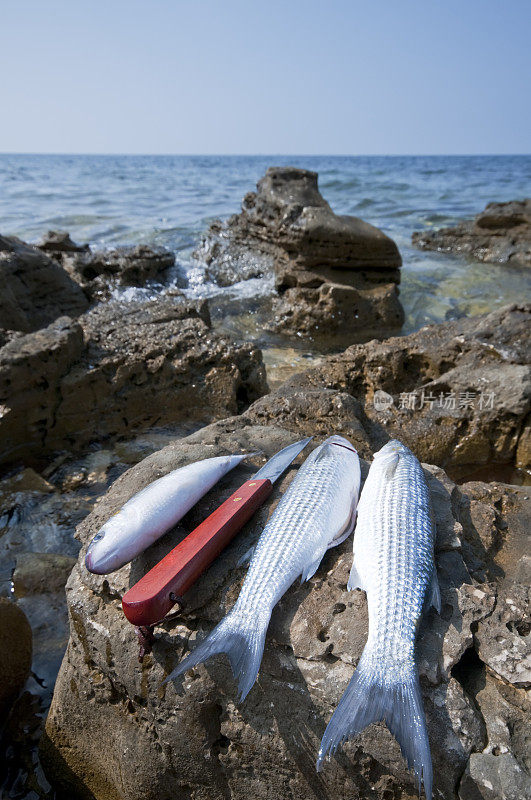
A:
[2,0,529,154]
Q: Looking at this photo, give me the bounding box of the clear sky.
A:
[2,0,529,155]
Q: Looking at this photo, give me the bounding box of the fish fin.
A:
[165,607,269,702]
[382,452,400,478]
[327,507,357,550]
[314,443,336,463]
[300,550,326,582]
[236,544,256,568]
[316,654,432,800]
[427,570,441,613]
[347,557,365,592]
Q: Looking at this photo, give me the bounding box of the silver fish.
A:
[317,439,439,800]
[85,453,254,574]
[166,435,361,700]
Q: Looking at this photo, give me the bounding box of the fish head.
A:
[85,517,126,574]
[373,440,413,477]
[375,439,411,458]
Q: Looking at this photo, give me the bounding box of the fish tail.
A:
[165,606,269,703]
[316,651,432,800]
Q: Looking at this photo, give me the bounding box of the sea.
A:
[1,154,530,355]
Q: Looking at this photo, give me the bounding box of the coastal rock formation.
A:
[0,599,33,716]
[0,235,89,333]
[245,303,531,470]
[37,230,176,300]
[196,167,404,339]
[0,296,267,466]
[42,420,530,800]
[412,199,531,267]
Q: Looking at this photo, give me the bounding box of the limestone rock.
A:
[41,420,524,800]
[245,303,531,469]
[0,235,89,333]
[0,316,85,465]
[13,552,77,598]
[412,199,531,267]
[0,297,268,466]
[195,167,403,341]
[0,598,33,716]
[36,230,176,300]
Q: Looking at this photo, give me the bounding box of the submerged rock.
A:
[196,167,404,340]
[37,230,176,300]
[0,235,89,333]
[42,420,529,800]
[0,296,267,466]
[412,199,531,267]
[13,552,77,598]
[0,599,33,716]
[245,303,531,470]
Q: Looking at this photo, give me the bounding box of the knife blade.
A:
[122,437,312,627]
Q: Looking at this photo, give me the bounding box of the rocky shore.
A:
[1,179,530,800]
[41,418,530,800]
[412,199,531,267]
[0,235,267,468]
[195,167,404,340]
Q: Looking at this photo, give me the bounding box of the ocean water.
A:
[0,154,530,359]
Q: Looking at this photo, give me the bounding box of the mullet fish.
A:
[85,453,254,574]
[166,435,361,700]
[317,440,439,800]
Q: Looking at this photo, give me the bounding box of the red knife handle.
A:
[122,478,273,626]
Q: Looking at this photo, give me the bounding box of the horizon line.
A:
[0,151,530,158]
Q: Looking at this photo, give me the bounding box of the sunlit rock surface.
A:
[195,167,404,341]
[42,420,530,800]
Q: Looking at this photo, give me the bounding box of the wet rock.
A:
[42,420,519,800]
[245,303,531,470]
[37,230,89,256]
[0,235,89,333]
[0,296,267,466]
[196,167,403,340]
[272,280,404,340]
[0,598,33,715]
[412,198,531,267]
[0,468,55,497]
[13,553,77,597]
[36,230,176,300]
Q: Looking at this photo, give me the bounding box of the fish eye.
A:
[92,531,105,543]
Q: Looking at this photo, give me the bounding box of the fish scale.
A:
[317,440,439,800]
[167,435,361,701]
[240,454,344,608]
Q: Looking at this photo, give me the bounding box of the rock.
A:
[0,296,267,466]
[412,199,531,267]
[13,552,77,597]
[245,303,531,470]
[37,230,89,255]
[0,235,89,333]
[0,316,85,465]
[0,598,33,715]
[42,419,522,800]
[195,167,404,340]
[0,468,55,497]
[36,230,176,300]
[459,752,531,800]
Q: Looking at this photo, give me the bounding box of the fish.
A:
[316,439,439,800]
[166,435,361,700]
[85,453,255,574]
